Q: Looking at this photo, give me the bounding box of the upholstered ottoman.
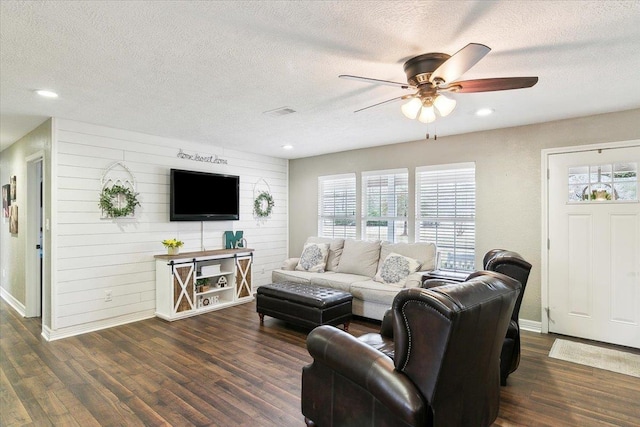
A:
[256,282,353,331]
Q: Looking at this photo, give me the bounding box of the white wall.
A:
[48,119,287,339]
[0,119,52,326]
[288,108,640,324]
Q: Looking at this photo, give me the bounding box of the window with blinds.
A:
[416,163,476,272]
[318,174,357,238]
[362,169,409,243]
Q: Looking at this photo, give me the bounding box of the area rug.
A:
[548,339,640,378]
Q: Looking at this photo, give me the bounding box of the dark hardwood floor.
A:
[1,299,639,426]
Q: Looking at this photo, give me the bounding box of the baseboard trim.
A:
[520,318,542,333]
[1,288,26,317]
[43,310,156,341]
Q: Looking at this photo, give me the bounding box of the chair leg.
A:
[304,417,317,426]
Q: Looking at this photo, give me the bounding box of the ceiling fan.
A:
[339,43,538,123]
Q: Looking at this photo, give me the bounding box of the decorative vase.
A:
[167,247,179,255]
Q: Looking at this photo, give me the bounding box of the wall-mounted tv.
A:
[170,168,240,221]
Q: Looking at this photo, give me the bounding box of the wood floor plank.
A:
[0,366,32,426]
[2,299,639,426]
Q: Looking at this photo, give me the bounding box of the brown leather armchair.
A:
[301,271,521,427]
[362,249,532,387]
[482,249,532,385]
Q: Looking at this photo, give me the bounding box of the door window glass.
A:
[568,162,637,202]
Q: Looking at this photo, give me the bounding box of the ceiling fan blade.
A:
[430,43,491,85]
[339,74,414,90]
[446,77,539,93]
[353,94,411,113]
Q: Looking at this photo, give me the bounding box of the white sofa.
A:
[271,237,437,321]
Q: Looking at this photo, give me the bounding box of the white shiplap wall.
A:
[51,119,287,337]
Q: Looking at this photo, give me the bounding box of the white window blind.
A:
[416,163,476,272]
[318,174,357,238]
[362,169,409,242]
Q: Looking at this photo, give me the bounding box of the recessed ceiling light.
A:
[475,108,494,117]
[35,89,58,98]
[282,144,293,150]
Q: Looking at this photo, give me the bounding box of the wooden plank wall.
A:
[52,119,288,334]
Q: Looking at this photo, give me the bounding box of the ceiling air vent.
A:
[263,106,296,117]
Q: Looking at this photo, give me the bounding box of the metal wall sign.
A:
[177,149,228,165]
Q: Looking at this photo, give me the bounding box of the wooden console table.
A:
[154,248,253,321]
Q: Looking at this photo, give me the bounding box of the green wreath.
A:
[254,191,274,218]
[99,184,141,218]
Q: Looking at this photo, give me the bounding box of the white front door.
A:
[547,145,640,348]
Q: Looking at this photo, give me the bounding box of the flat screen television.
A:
[170,168,240,221]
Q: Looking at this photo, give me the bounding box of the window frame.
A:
[361,168,409,243]
[415,162,476,272]
[317,173,357,239]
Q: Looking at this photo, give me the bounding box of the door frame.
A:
[25,152,44,318]
[541,139,640,334]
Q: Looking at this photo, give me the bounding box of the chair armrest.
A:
[421,278,460,289]
[379,308,394,338]
[306,325,425,422]
[280,257,300,270]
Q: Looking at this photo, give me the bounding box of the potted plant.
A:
[196,278,210,293]
[162,238,184,255]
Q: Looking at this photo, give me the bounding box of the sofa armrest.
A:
[404,272,424,289]
[280,257,300,270]
[305,325,425,423]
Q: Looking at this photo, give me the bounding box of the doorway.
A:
[26,154,43,318]
[543,141,640,348]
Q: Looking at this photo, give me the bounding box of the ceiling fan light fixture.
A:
[433,94,456,117]
[401,97,423,119]
[418,105,436,123]
[476,108,494,116]
[35,89,58,98]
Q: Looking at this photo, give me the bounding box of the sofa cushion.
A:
[296,242,330,272]
[349,280,403,306]
[378,241,437,272]
[374,252,421,287]
[306,237,345,271]
[310,272,371,293]
[336,239,381,277]
[272,269,335,285]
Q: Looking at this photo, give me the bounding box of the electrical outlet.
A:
[105,290,112,302]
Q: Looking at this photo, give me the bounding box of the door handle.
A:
[36,244,41,249]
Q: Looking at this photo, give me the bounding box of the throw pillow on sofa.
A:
[305,237,345,271]
[374,252,421,287]
[295,243,330,272]
[377,241,437,272]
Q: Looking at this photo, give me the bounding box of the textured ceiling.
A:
[1,1,639,159]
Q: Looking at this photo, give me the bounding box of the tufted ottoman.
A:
[256,282,353,331]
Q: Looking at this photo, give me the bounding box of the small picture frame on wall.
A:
[2,184,10,218]
[10,175,17,202]
[9,204,18,234]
